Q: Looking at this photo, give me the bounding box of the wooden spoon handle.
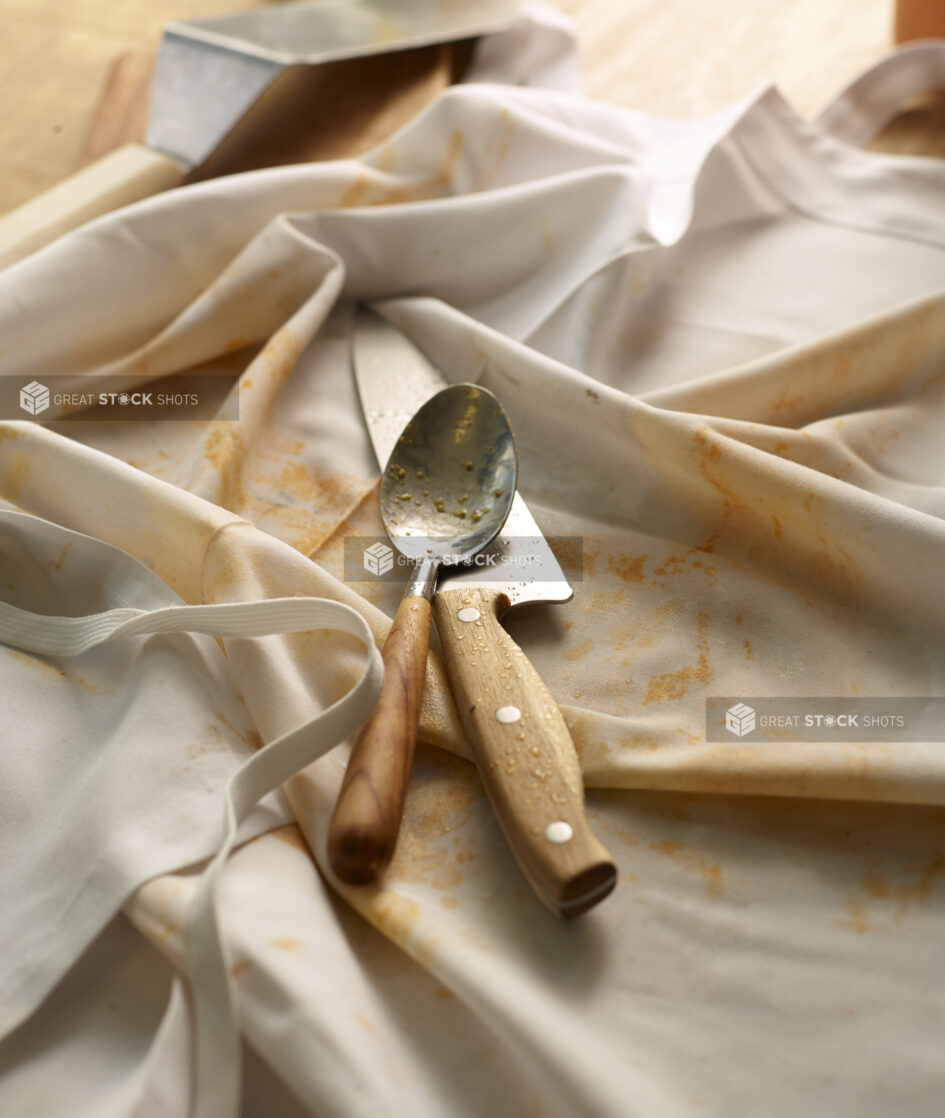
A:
[433,585,617,917]
[328,595,431,883]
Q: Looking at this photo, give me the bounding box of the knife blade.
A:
[352,306,617,917]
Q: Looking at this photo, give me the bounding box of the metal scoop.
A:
[328,383,517,883]
[0,0,524,269]
[146,0,519,172]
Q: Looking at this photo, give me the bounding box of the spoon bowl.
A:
[381,383,517,568]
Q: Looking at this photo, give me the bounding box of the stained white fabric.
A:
[3,13,945,1118]
[0,510,382,1115]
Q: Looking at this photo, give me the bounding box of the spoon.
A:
[328,383,518,883]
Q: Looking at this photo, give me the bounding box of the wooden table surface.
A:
[0,0,941,218]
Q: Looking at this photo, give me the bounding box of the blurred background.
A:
[0,0,943,217]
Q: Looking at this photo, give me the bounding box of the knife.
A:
[351,306,617,917]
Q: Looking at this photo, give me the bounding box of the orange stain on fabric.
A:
[607,553,647,583]
[240,460,376,558]
[203,422,246,508]
[340,175,370,207]
[806,537,862,604]
[836,899,871,935]
[693,428,752,518]
[386,751,483,892]
[590,812,641,848]
[7,649,108,694]
[643,658,712,704]
[369,892,424,950]
[47,542,72,572]
[391,831,466,890]
[0,453,30,502]
[482,108,515,187]
[258,326,305,386]
[836,852,945,934]
[864,853,945,912]
[767,389,803,417]
[653,554,685,578]
[643,612,712,704]
[374,145,397,173]
[213,710,263,751]
[616,602,676,654]
[270,937,301,952]
[554,536,594,577]
[693,534,719,554]
[149,916,181,946]
[339,131,464,207]
[648,839,723,897]
[650,536,720,590]
[276,461,364,514]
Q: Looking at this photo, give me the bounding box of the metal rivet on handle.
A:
[495,705,521,723]
[457,607,480,622]
[545,821,573,845]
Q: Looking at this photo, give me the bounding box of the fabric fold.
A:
[5,26,945,1118]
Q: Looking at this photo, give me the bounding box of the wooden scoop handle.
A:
[328,595,431,883]
[0,144,183,271]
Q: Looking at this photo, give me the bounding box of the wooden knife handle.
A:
[328,595,431,883]
[433,586,617,917]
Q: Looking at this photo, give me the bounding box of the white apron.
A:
[2,11,945,1116]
